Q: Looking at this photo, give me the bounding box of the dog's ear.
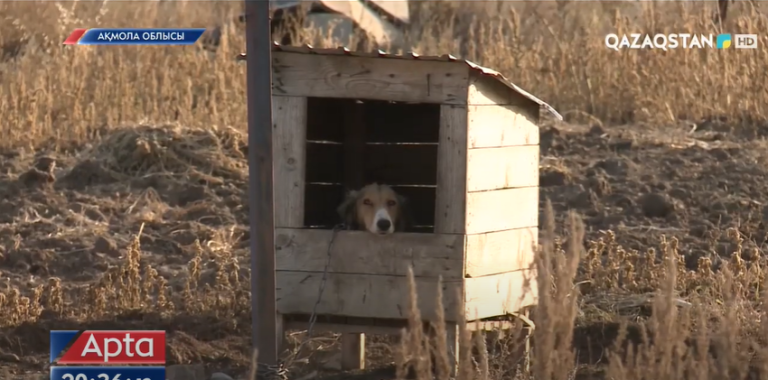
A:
[337,190,359,229]
[396,194,411,232]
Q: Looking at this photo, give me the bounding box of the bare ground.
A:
[1,119,768,378]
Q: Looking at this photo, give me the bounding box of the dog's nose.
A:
[376,219,392,231]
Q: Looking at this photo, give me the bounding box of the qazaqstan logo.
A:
[605,33,716,51]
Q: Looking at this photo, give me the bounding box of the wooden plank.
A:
[284,321,402,335]
[306,143,438,185]
[465,187,538,234]
[466,105,540,149]
[274,228,465,279]
[435,105,468,234]
[465,227,537,278]
[466,146,539,192]
[341,333,365,370]
[276,272,464,321]
[273,96,307,228]
[283,319,512,334]
[464,270,538,320]
[304,183,436,229]
[272,52,469,104]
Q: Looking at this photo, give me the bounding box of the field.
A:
[2,1,768,379]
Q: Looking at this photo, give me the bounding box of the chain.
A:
[268,223,344,378]
[303,223,343,343]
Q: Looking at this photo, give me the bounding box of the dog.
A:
[336,183,409,234]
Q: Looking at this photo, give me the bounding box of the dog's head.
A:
[337,183,408,235]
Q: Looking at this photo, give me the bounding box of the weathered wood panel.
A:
[464,270,538,320]
[276,272,463,321]
[466,146,539,192]
[274,228,465,278]
[272,52,469,104]
[466,105,540,149]
[273,96,307,228]
[435,105,468,234]
[465,227,537,278]
[465,187,538,234]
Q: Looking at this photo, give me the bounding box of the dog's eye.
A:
[363,199,373,206]
[387,200,397,207]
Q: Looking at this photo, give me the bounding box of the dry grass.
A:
[2,1,768,379]
[2,1,768,149]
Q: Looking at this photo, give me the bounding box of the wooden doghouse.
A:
[244,44,561,372]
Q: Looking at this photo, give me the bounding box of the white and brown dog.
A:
[337,183,409,234]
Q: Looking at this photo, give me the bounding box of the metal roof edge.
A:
[464,59,562,121]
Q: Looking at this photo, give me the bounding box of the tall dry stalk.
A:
[532,201,582,380]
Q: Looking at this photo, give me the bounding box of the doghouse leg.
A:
[523,326,532,375]
[276,314,286,355]
[446,323,460,377]
[341,333,365,370]
[513,309,534,376]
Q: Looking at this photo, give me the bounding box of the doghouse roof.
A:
[238,44,562,120]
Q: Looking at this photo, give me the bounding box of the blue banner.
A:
[50,366,166,380]
[64,28,205,45]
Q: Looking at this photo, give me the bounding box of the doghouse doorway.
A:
[303,97,440,233]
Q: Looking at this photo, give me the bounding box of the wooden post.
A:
[244,0,279,365]
[341,333,366,370]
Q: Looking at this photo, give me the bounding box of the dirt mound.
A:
[58,124,249,190]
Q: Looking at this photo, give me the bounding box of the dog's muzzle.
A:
[376,218,392,233]
[372,208,395,234]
